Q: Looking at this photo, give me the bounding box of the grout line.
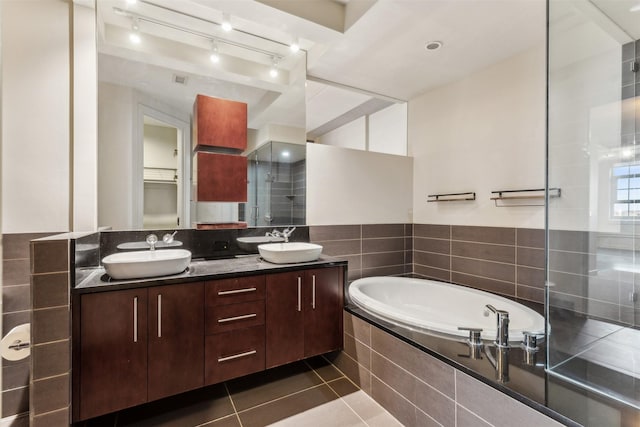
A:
[234,382,327,416]
[223,382,243,427]
[306,359,371,427]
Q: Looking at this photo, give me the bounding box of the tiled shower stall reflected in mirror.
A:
[243,142,306,227]
[547,0,640,410]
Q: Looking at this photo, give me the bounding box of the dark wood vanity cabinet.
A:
[76,282,204,421]
[204,276,266,384]
[147,283,204,401]
[79,288,148,421]
[266,267,344,368]
[75,266,343,422]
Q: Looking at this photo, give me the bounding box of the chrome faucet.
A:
[266,227,296,243]
[145,234,158,251]
[485,304,509,348]
[162,230,178,244]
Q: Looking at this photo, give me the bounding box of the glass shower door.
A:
[546,0,639,412]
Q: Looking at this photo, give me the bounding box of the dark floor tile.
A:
[227,361,323,411]
[74,411,115,427]
[327,377,359,397]
[117,384,234,427]
[201,415,241,427]
[306,356,344,382]
[237,384,341,427]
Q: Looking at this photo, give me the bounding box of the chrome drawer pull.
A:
[157,294,162,338]
[312,275,316,309]
[133,297,138,343]
[218,350,257,363]
[218,287,257,296]
[218,313,257,323]
[297,277,302,312]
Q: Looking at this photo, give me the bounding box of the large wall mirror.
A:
[96,0,307,231]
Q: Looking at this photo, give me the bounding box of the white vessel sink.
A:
[258,242,323,264]
[237,236,284,252]
[102,249,191,280]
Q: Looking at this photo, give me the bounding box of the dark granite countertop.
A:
[74,255,347,294]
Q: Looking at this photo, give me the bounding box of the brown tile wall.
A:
[1,233,52,420]
[413,224,545,303]
[29,237,71,426]
[548,230,640,326]
[310,224,413,282]
[333,311,564,427]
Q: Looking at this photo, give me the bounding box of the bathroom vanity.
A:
[71,258,345,422]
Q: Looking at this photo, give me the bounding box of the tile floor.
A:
[75,356,402,427]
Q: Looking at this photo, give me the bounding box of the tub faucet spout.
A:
[485,304,509,348]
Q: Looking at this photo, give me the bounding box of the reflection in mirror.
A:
[96,0,307,230]
[244,142,306,227]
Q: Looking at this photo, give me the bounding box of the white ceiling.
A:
[305,0,547,101]
[95,0,549,135]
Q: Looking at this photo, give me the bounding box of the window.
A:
[612,163,640,218]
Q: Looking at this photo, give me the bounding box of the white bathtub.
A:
[348,276,544,342]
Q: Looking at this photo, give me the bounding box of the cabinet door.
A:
[193,94,247,151]
[304,267,344,357]
[79,289,148,421]
[148,282,204,401]
[196,152,248,202]
[266,271,305,368]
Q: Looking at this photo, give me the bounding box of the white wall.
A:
[2,0,71,233]
[316,117,366,150]
[369,102,407,156]
[306,143,413,225]
[73,2,98,232]
[98,82,134,230]
[409,45,546,228]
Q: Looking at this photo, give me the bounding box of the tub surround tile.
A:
[362,252,405,269]
[371,352,416,402]
[413,251,450,270]
[370,376,416,427]
[452,241,515,264]
[344,333,371,370]
[517,266,545,288]
[517,247,545,269]
[361,265,406,278]
[327,351,372,394]
[414,265,450,282]
[413,224,450,239]
[414,380,455,427]
[452,225,515,245]
[455,371,563,427]
[451,272,516,297]
[320,240,362,256]
[516,285,544,303]
[516,228,545,248]
[456,404,492,427]
[362,237,405,253]
[362,224,405,239]
[344,311,371,346]
[451,257,516,283]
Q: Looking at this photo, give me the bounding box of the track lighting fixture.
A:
[269,56,279,78]
[221,13,232,32]
[289,37,300,53]
[210,39,220,63]
[129,18,141,44]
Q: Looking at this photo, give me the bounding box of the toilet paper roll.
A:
[1,323,30,361]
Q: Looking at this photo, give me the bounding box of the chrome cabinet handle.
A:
[297,277,302,312]
[312,275,316,309]
[157,294,162,338]
[218,350,257,363]
[133,297,138,343]
[218,313,257,323]
[218,287,257,296]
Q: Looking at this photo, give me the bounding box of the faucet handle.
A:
[458,327,483,346]
[521,331,540,351]
[145,234,158,250]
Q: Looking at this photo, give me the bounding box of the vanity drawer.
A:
[206,300,265,335]
[205,276,265,306]
[205,325,265,384]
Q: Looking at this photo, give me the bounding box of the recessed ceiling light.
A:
[290,37,300,53]
[281,151,290,157]
[630,3,640,12]
[425,41,443,51]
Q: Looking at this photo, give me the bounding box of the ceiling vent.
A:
[173,74,188,85]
